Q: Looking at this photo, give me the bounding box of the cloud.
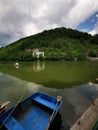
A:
[89,23,98,35]
[0,0,98,46]
[89,13,98,35]
[65,0,98,27]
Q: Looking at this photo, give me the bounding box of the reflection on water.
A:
[33,61,45,72]
[14,62,20,69]
[0,72,98,129]
[1,61,98,89]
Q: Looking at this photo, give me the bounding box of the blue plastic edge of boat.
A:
[0,92,62,129]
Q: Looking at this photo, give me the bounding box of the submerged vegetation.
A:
[0,27,98,61]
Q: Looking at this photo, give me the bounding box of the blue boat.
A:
[0,92,62,130]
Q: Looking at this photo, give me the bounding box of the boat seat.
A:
[32,96,55,110]
[4,116,24,130]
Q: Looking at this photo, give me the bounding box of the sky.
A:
[0,0,98,46]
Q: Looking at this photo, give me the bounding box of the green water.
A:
[0,61,98,129]
[0,61,98,88]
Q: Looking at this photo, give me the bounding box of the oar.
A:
[0,90,27,129]
[46,95,62,130]
[0,101,10,109]
[0,101,10,114]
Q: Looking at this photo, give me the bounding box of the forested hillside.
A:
[0,27,98,61]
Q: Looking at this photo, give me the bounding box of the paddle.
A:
[0,101,10,114]
[0,90,27,129]
[46,95,62,130]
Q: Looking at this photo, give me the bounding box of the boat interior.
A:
[0,98,53,130]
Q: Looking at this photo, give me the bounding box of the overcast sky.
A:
[0,0,98,46]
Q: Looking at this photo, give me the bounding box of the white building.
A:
[32,49,44,58]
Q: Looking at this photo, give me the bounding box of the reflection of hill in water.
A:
[0,73,98,129]
[1,61,98,89]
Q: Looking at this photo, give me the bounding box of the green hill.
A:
[0,27,98,61]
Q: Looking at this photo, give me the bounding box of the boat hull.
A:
[0,93,62,130]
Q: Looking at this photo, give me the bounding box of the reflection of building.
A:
[33,61,45,72]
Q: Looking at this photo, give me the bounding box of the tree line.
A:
[0,27,98,61]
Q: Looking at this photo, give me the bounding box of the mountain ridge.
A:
[0,27,98,61]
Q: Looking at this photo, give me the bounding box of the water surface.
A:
[0,61,98,129]
[0,61,98,88]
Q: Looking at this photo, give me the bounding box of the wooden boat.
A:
[0,92,62,130]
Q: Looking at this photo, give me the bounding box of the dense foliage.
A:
[0,27,98,61]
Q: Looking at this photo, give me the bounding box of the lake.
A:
[0,61,98,130]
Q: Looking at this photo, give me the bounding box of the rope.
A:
[0,90,27,129]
